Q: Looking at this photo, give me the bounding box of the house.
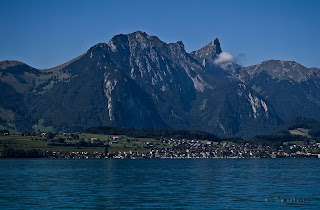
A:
[112,136,119,140]
[3,132,10,136]
[91,138,98,142]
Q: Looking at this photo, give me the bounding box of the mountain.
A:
[226,60,320,122]
[2,31,312,138]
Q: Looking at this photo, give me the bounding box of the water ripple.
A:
[0,159,319,209]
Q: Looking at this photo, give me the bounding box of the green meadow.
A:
[0,133,171,156]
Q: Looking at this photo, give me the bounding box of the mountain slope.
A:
[30,43,168,132]
[227,60,320,122]
[190,41,281,137]
[104,31,281,137]
[0,31,297,138]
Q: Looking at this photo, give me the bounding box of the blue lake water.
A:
[0,159,319,209]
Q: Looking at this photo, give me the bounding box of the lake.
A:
[0,159,319,209]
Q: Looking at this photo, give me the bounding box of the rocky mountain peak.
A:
[246,59,317,82]
[132,30,148,36]
[107,33,128,53]
[211,37,220,47]
[190,37,222,65]
[107,31,164,54]
[87,43,109,55]
[175,40,185,49]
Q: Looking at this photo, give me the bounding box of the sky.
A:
[1,0,319,69]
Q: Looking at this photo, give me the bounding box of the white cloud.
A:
[213,52,234,70]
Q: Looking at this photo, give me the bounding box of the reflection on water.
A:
[0,159,319,209]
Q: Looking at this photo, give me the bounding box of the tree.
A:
[73,134,79,140]
[47,132,55,140]
[58,137,65,143]
[104,144,110,155]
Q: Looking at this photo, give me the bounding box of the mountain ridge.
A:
[0,31,317,138]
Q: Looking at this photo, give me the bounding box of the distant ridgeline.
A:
[274,117,320,137]
[84,126,221,141]
[84,117,320,146]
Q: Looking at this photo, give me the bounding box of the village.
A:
[44,136,320,159]
[2,130,320,159]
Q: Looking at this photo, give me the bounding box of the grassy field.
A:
[78,133,170,153]
[32,119,54,132]
[2,132,312,157]
[289,128,310,137]
[0,133,171,155]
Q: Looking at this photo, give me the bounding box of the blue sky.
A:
[1,0,319,69]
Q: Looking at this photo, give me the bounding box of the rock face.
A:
[5,31,319,138]
[225,60,320,122]
[191,37,222,66]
